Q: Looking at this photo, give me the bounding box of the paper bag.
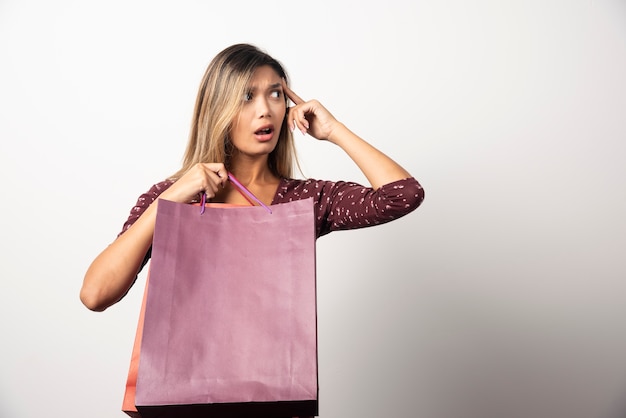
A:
[135,198,318,417]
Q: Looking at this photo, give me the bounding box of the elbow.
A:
[80,258,126,312]
[413,182,425,210]
[79,284,110,312]
[403,177,425,212]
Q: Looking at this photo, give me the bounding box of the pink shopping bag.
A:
[134,196,318,417]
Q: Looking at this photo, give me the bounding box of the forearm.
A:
[328,123,412,190]
[80,203,157,311]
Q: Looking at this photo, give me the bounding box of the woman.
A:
[81,42,423,310]
[81,42,423,418]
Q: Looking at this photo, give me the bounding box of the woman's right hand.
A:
[160,163,228,203]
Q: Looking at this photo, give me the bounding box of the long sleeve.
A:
[273,177,424,238]
[117,176,424,268]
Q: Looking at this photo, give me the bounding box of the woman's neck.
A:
[229,155,278,186]
[218,156,280,206]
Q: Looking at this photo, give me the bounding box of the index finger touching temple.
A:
[282,78,304,105]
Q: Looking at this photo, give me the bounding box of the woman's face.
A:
[230,65,286,159]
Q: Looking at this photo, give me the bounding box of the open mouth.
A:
[255,127,274,135]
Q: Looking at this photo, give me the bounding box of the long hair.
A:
[170,44,298,180]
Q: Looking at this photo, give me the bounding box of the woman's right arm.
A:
[80,201,159,311]
[80,163,228,311]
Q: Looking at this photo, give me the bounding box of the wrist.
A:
[326,122,350,145]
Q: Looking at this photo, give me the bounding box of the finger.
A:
[194,165,223,196]
[201,178,219,197]
[292,110,309,135]
[282,78,305,105]
[205,163,228,186]
[298,111,310,130]
[214,165,228,185]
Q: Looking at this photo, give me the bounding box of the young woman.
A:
[80,42,424,311]
[81,42,424,418]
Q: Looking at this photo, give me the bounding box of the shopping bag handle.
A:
[200,172,272,215]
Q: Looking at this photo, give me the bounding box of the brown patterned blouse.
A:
[120,176,424,274]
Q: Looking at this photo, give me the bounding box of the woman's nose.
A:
[257,97,271,117]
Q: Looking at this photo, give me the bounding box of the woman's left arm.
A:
[283,81,412,189]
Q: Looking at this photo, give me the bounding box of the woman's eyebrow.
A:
[247,82,282,92]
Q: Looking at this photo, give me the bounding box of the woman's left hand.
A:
[282,79,342,142]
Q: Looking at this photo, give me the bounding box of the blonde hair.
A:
[171,44,298,180]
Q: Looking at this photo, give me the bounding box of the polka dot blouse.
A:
[120,177,424,240]
[119,177,423,276]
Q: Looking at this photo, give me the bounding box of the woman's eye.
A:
[270,90,281,99]
[244,92,253,101]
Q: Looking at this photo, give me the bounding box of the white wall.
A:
[1,1,625,417]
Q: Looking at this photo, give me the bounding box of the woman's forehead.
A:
[247,65,281,88]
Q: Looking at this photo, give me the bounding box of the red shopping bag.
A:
[121,273,149,417]
[134,196,318,418]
